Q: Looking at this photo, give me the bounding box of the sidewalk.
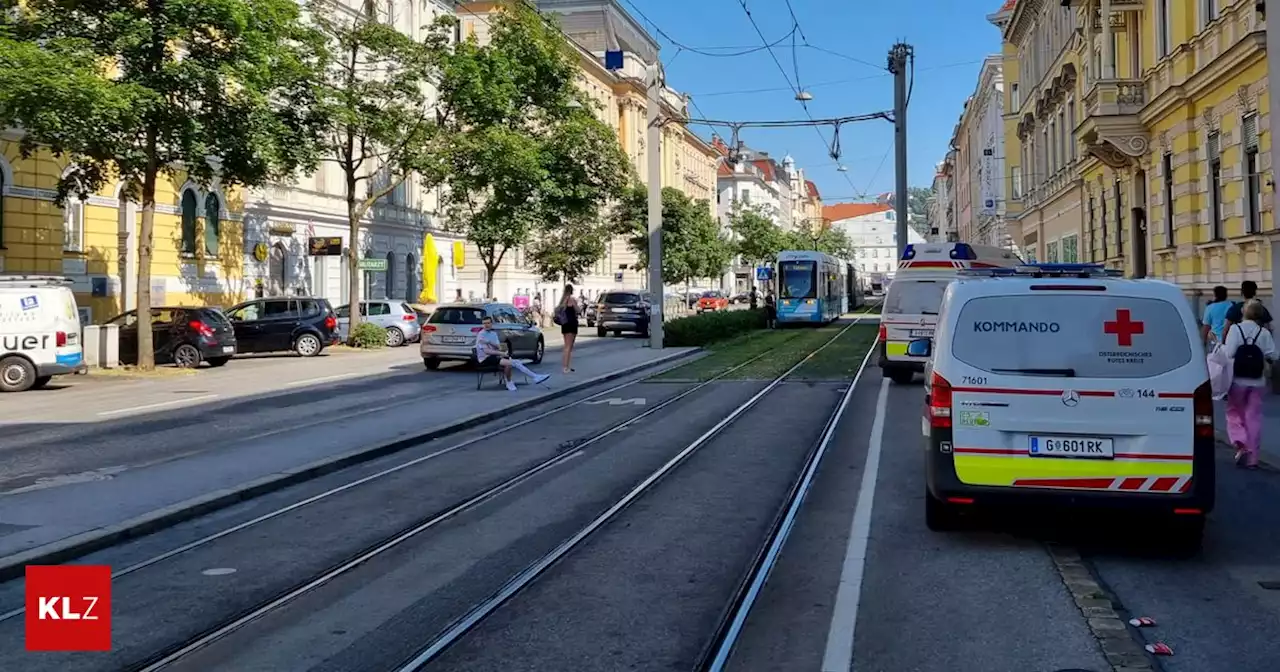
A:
[0,340,696,576]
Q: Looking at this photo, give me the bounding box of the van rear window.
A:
[951,295,1193,379]
[885,280,950,315]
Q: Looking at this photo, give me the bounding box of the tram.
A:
[774,250,845,325]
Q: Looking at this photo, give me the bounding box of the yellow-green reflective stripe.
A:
[954,454,1194,487]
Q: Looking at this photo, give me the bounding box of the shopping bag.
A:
[1207,343,1233,400]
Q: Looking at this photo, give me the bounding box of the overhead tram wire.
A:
[618,0,797,58]
[688,60,982,99]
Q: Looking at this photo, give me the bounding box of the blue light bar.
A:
[949,243,977,260]
[901,244,917,260]
[959,263,1123,279]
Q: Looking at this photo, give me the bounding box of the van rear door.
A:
[882,278,950,362]
[946,291,1200,493]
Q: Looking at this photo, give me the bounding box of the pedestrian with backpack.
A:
[1223,300,1278,468]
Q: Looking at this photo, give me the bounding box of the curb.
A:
[1046,544,1156,672]
[0,348,698,582]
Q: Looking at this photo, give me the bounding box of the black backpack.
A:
[1233,324,1266,379]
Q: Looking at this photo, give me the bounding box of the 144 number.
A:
[1137,389,1155,398]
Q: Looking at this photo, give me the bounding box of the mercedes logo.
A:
[1061,390,1080,407]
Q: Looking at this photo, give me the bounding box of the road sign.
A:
[584,397,646,406]
[308,236,342,256]
[358,258,387,272]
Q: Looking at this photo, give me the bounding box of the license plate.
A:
[612,307,628,313]
[222,346,235,354]
[441,335,467,344]
[1029,436,1114,458]
[909,329,934,338]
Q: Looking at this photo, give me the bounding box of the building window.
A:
[1114,180,1124,255]
[1087,196,1097,262]
[205,193,221,256]
[1049,120,1058,172]
[1244,114,1261,234]
[1100,190,1108,260]
[1162,152,1175,246]
[63,196,85,252]
[1012,168,1022,199]
[1157,0,1172,58]
[1065,98,1076,159]
[1047,239,1060,262]
[180,189,198,255]
[1061,234,1078,263]
[1011,83,1020,110]
[1201,0,1218,29]
[1208,131,1223,240]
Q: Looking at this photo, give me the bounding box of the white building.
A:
[957,55,1011,249]
[824,202,927,277]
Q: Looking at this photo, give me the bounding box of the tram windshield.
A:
[779,260,816,299]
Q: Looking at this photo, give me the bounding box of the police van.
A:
[0,275,86,392]
[915,263,1213,551]
[878,242,1021,384]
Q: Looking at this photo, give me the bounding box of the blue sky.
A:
[615,0,1005,204]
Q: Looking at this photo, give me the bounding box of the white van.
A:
[916,263,1213,551]
[878,243,1021,384]
[0,275,86,392]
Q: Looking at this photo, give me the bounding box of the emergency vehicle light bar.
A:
[900,242,978,261]
[958,263,1123,278]
[0,274,74,286]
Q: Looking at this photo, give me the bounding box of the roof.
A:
[822,202,893,221]
[805,180,819,199]
[752,159,776,182]
[999,0,1015,11]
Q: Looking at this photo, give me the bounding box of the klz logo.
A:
[25,565,111,651]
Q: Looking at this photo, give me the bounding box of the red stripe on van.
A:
[952,447,1024,456]
[1117,478,1146,490]
[1150,477,1180,492]
[1157,392,1194,398]
[900,261,957,268]
[951,386,1117,397]
[1113,453,1193,461]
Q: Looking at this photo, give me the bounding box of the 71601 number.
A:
[961,376,987,385]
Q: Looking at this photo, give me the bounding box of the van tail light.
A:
[423,325,437,333]
[1193,380,1214,438]
[470,327,484,333]
[55,331,67,347]
[188,320,215,339]
[929,371,953,428]
[878,324,887,342]
[324,315,337,331]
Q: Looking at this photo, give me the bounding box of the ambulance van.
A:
[916,263,1213,551]
[0,275,86,392]
[878,243,1021,384]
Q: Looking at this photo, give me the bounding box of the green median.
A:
[790,324,879,381]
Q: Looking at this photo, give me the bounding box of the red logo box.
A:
[25,565,111,651]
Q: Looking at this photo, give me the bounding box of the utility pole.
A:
[889,42,913,258]
[646,61,664,349]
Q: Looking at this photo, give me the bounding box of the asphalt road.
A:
[3,340,1279,671]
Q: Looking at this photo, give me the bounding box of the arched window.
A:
[385,251,396,300]
[63,195,85,253]
[204,193,221,256]
[405,253,417,302]
[180,189,198,255]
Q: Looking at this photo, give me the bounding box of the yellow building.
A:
[999,0,1273,303]
[0,139,247,324]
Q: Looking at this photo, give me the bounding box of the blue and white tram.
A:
[775,250,845,324]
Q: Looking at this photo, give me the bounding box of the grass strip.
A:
[791,324,879,381]
[718,323,846,380]
[651,328,802,381]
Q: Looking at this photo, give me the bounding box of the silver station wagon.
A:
[419,302,546,370]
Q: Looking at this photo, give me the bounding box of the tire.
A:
[173,344,203,369]
[888,369,915,385]
[294,333,322,357]
[31,375,53,390]
[925,489,960,532]
[613,330,622,337]
[385,327,405,347]
[597,327,607,338]
[532,337,544,364]
[423,357,441,370]
[0,356,36,393]
[206,357,231,368]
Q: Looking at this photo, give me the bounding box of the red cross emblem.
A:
[1104,309,1144,347]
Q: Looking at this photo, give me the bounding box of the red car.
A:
[696,291,729,313]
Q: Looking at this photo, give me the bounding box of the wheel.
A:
[294,333,322,357]
[925,489,960,532]
[173,344,203,369]
[206,357,231,368]
[888,369,915,385]
[532,337,544,364]
[0,356,36,393]
[597,327,607,337]
[31,375,53,390]
[613,330,622,337]
[385,327,405,347]
[423,357,441,370]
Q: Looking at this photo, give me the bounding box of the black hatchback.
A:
[104,306,238,368]
[223,297,339,357]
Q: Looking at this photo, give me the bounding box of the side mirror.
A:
[906,338,932,358]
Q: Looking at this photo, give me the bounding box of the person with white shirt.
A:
[1222,300,1278,468]
[475,315,549,391]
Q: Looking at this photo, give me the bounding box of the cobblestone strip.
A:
[1046,544,1158,672]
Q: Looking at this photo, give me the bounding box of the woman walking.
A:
[557,284,579,374]
[1224,300,1277,468]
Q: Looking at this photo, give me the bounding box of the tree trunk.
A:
[135,130,159,370]
[484,260,496,300]
[346,191,362,345]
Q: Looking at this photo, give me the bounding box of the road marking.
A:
[200,567,237,576]
[583,397,646,406]
[286,372,367,387]
[821,376,889,672]
[97,394,220,417]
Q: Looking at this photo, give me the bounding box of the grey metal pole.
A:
[646,62,664,349]
[890,43,912,258]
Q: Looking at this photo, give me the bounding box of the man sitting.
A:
[475,315,550,391]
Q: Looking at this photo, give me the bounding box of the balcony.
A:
[1076,78,1150,169]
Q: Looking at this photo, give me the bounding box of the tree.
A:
[310,0,446,338]
[434,1,624,298]
[0,0,326,368]
[787,219,854,259]
[613,184,729,287]
[728,202,786,266]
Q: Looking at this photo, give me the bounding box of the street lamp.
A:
[795,90,814,101]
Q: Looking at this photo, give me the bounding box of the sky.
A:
[613,0,1006,205]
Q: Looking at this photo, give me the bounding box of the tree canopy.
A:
[727,202,787,266]
[613,184,730,286]
[786,219,854,259]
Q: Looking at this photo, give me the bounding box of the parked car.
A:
[596,291,651,337]
[584,301,599,327]
[334,300,422,346]
[223,297,338,357]
[696,290,730,313]
[730,292,751,304]
[104,306,237,368]
[420,302,544,370]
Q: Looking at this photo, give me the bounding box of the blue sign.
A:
[19,295,38,311]
[755,267,773,281]
[604,50,624,71]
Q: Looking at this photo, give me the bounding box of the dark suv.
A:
[595,291,651,337]
[105,306,238,368]
[223,297,338,357]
